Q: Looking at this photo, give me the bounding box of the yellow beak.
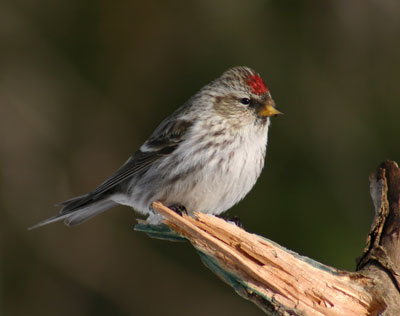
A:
[258,102,283,117]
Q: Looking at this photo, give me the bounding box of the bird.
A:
[29,66,282,229]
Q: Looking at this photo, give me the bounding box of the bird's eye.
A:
[240,98,251,105]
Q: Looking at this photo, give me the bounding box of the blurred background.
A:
[1,0,400,315]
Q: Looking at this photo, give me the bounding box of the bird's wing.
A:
[85,118,193,199]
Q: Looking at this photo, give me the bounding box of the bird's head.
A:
[205,66,282,128]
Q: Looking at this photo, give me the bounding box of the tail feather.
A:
[56,193,94,214]
[28,213,71,230]
[29,195,117,230]
[64,199,117,226]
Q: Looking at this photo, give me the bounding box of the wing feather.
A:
[88,118,193,198]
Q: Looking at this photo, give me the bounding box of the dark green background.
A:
[1,1,400,315]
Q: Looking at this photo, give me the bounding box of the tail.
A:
[29,194,117,230]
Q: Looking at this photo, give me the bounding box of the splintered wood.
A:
[152,201,384,316]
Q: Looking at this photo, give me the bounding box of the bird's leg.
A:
[168,203,188,216]
[217,214,244,228]
[230,216,244,228]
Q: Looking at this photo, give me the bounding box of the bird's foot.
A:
[217,214,244,229]
[168,204,188,216]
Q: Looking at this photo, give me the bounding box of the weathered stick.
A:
[145,161,400,315]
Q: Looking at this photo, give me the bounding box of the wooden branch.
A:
[137,161,400,315]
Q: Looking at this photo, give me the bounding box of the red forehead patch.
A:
[247,74,268,95]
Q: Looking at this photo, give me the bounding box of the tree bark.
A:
[137,161,400,315]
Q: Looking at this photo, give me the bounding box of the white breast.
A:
[159,119,270,215]
[113,119,270,221]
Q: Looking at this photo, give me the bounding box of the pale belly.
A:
[166,147,265,214]
[113,121,269,220]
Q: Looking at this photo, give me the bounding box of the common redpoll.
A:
[30,66,282,229]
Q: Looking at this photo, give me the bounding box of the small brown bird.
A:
[30,66,282,229]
